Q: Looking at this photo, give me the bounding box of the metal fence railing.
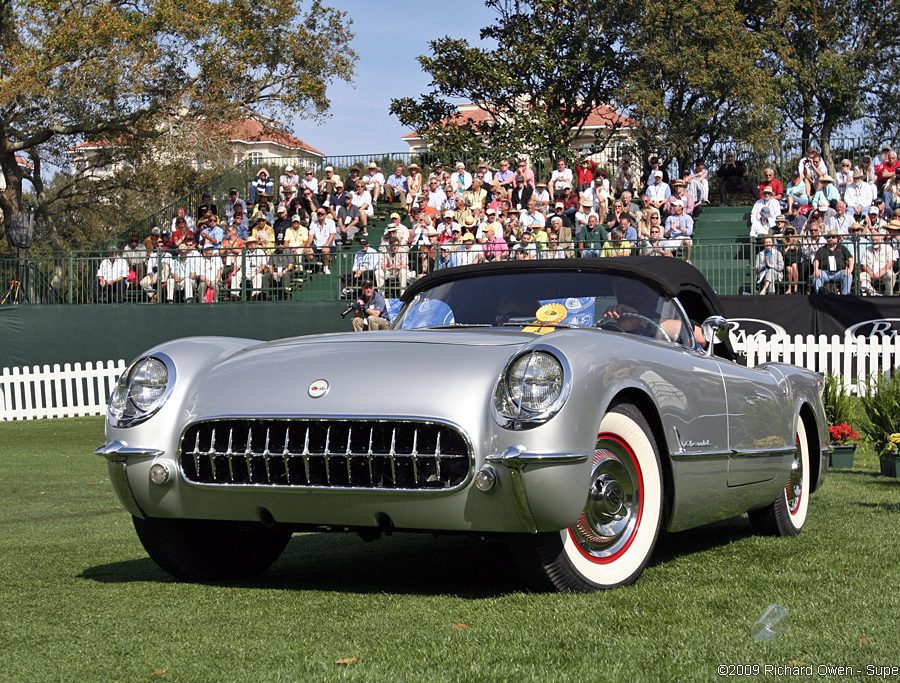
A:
[3,235,894,305]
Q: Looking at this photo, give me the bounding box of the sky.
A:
[291,1,495,156]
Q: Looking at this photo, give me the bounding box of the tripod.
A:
[1,278,22,304]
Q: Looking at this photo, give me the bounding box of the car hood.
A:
[184,329,531,422]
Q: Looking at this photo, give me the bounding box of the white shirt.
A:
[550,167,573,191]
[750,198,782,237]
[862,244,897,274]
[97,257,129,281]
[198,255,222,282]
[843,182,876,213]
[309,218,337,247]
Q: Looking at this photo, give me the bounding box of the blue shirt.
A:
[364,289,388,318]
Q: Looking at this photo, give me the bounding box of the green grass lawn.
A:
[1,417,898,682]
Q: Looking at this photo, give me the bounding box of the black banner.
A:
[720,294,900,340]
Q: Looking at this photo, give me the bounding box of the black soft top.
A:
[402,257,725,325]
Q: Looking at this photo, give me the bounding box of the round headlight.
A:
[495,350,568,427]
[130,358,169,411]
[107,354,175,427]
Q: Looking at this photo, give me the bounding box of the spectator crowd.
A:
[95,146,899,303]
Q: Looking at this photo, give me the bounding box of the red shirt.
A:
[576,160,597,186]
[758,178,784,198]
[875,161,897,189]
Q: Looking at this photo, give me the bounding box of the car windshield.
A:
[394,271,693,346]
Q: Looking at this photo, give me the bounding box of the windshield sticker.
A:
[537,297,597,327]
[523,302,569,334]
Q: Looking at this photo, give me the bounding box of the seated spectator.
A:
[436,241,460,268]
[385,165,408,205]
[785,173,810,213]
[541,233,567,259]
[197,245,222,303]
[859,228,896,295]
[167,244,197,303]
[232,236,270,300]
[614,155,642,196]
[826,201,854,235]
[340,237,379,296]
[811,174,840,209]
[813,230,853,295]
[225,187,248,225]
[600,228,632,257]
[548,215,574,255]
[661,200,694,261]
[755,235,784,295]
[363,162,384,204]
[616,214,638,243]
[716,152,755,204]
[750,186,782,237]
[549,158,574,197]
[578,213,607,257]
[456,232,484,266]
[450,161,472,195]
[309,207,337,274]
[643,223,673,257]
[685,159,709,204]
[875,148,897,217]
[835,159,854,196]
[278,165,300,205]
[351,181,373,232]
[143,226,162,254]
[250,195,274,226]
[250,215,275,245]
[665,179,695,217]
[249,168,274,205]
[799,147,828,197]
[779,227,805,294]
[576,157,597,191]
[644,171,670,210]
[481,224,509,262]
[266,239,297,300]
[377,238,410,291]
[198,214,224,249]
[318,166,342,203]
[842,171,876,218]
[300,168,319,197]
[230,205,249,239]
[757,168,783,202]
[122,233,146,283]
[96,246,129,303]
[640,210,663,244]
[140,237,171,301]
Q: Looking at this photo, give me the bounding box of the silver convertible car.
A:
[97,257,829,591]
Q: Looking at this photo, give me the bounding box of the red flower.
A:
[829,423,859,445]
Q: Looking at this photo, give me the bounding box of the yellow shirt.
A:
[600,240,632,257]
[285,226,309,248]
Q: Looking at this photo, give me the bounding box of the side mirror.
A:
[701,316,733,355]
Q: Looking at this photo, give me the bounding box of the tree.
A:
[616,0,775,173]
[390,0,628,165]
[742,0,900,170]
[0,0,355,249]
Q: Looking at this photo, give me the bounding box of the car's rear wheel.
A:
[515,403,664,591]
[748,418,810,536]
[133,516,292,581]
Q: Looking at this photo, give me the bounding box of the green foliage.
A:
[0,0,356,248]
[390,0,627,164]
[822,374,855,427]
[860,371,900,454]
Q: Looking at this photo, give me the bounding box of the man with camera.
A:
[349,281,389,332]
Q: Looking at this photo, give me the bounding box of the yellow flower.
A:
[889,433,900,445]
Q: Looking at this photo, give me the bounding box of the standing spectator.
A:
[755,235,784,295]
[122,233,145,284]
[386,165,408,205]
[96,246,129,303]
[813,230,853,295]
[859,229,896,295]
[717,152,755,204]
[140,237,170,302]
[248,168,274,205]
[167,245,197,303]
[279,165,300,205]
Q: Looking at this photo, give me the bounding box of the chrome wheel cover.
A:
[786,436,803,515]
[572,438,642,560]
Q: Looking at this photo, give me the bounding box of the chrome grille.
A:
[179,419,471,490]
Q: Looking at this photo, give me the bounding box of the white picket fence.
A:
[734,335,900,395]
[1,336,899,420]
[0,360,126,421]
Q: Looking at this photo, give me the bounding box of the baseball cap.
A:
[390,212,400,220]
[868,206,879,214]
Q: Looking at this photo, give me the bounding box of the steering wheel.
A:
[610,311,673,343]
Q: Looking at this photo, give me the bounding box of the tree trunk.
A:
[0,149,24,246]
[820,119,834,175]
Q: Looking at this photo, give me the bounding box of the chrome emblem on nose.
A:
[308,380,329,398]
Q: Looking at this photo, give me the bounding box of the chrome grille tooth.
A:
[435,430,442,485]
[262,427,272,484]
[245,427,253,483]
[226,428,235,483]
[324,425,332,484]
[367,426,375,486]
[209,427,217,482]
[345,426,354,486]
[411,427,419,485]
[282,428,291,485]
[302,426,311,484]
[192,431,201,478]
[389,428,398,486]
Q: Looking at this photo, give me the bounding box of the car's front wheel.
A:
[748,418,811,536]
[515,403,664,592]
[132,516,292,581]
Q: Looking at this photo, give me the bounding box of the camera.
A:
[340,301,365,318]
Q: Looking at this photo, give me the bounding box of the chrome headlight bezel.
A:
[493,347,571,430]
[108,353,176,428]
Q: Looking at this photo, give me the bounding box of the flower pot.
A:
[879,454,900,478]
[829,445,856,469]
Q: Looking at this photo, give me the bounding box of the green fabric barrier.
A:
[0,302,349,368]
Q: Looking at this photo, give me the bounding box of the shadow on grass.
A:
[80,518,757,596]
